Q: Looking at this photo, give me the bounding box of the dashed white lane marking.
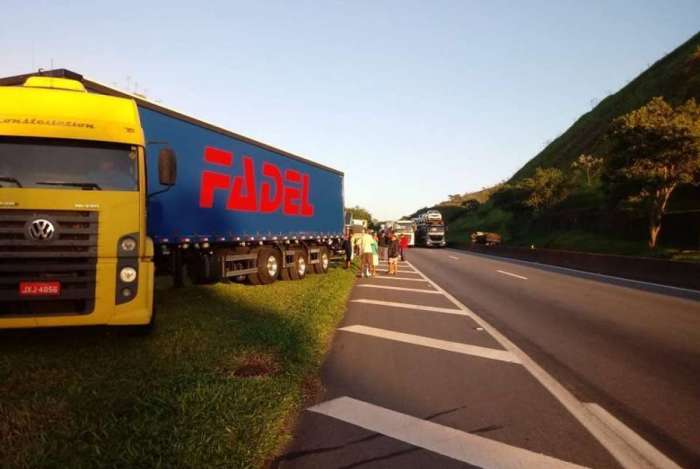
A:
[339,325,520,363]
[309,397,585,468]
[497,270,528,280]
[449,255,459,260]
[461,249,700,295]
[373,276,431,283]
[406,260,676,469]
[584,404,681,469]
[351,299,469,317]
[357,284,441,294]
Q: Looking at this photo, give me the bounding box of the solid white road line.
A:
[339,325,519,363]
[584,404,681,469]
[357,284,441,294]
[309,397,585,468]
[449,255,459,260]
[497,269,528,280]
[405,260,677,469]
[372,276,431,283]
[351,299,469,317]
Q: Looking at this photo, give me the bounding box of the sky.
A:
[2,1,699,220]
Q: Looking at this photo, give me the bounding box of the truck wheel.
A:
[313,247,330,274]
[248,248,281,285]
[289,251,307,280]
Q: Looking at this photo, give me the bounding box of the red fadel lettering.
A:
[260,162,283,213]
[198,146,314,217]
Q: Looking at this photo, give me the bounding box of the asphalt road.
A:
[277,250,699,468]
[408,248,700,468]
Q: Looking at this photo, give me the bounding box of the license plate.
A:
[19,281,61,296]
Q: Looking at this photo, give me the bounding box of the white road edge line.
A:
[405,260,680,469]
[350,299,469,317]
[356,284,441,294]
[459,250,700,295]
[497,269,528,280]
[372,276,431,283]
[309,396,585,469]
[340,325,519,363]
[449,255,459,260]
[584,403,680,469]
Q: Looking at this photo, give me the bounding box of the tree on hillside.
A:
[461,199,480,211]
[447,194,463,205]
[571,154,603,186]
[520,167,571,213]
[605,97,700,248]
[491,184,530,212]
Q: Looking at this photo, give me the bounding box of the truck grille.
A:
[0,209,98,316]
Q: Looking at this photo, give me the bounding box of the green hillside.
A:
[412,32,700,260]
[512,32,700,181]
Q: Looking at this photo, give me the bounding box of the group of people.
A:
[343,227,409,278]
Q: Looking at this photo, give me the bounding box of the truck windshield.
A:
[0,137,138,191]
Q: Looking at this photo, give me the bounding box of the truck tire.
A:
[248,248,281,285]
[313,247,330,274]
[289,251,308,280]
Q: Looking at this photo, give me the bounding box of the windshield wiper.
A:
[36,181,102,190]
[0,176,22,187]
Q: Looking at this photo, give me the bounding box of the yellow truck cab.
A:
[0,76,156,329]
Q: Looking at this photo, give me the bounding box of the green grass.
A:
[0,265,355,468]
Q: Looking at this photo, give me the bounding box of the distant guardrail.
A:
[468,244,700,291]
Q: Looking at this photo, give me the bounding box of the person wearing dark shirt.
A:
[387,233,400,275]
[343,230,352,269]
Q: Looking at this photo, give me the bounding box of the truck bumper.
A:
[0,259,154,329]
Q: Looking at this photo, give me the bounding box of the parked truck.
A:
[0,69,344,330]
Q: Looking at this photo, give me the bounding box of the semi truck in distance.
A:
[415,210,446,247]
[0,69,344,330]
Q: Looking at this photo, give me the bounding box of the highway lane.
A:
[408,247,700,468]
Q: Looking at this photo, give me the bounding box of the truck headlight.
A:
[120,237,137,252]
[120,266,137,283]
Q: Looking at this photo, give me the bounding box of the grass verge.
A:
[0,265,355,468]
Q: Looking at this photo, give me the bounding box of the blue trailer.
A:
[82,71,344,285]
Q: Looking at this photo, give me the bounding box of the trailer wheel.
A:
[313,247,330,274]
[289,251,307,280]
[248,248,281,285]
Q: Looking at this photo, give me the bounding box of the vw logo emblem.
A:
[27,219,56,241]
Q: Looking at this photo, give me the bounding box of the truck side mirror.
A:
[158,148,177,186]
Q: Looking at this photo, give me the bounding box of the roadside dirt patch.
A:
[220,351,280,378]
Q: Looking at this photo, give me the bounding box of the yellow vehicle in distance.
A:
[0,76,174,330]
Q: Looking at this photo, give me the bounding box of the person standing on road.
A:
[371,231,379,276]
[343,229,353,269]
[378,229,389,262]
[399,234,409,261]
[387,232,400,275]
[358,228,374,278]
